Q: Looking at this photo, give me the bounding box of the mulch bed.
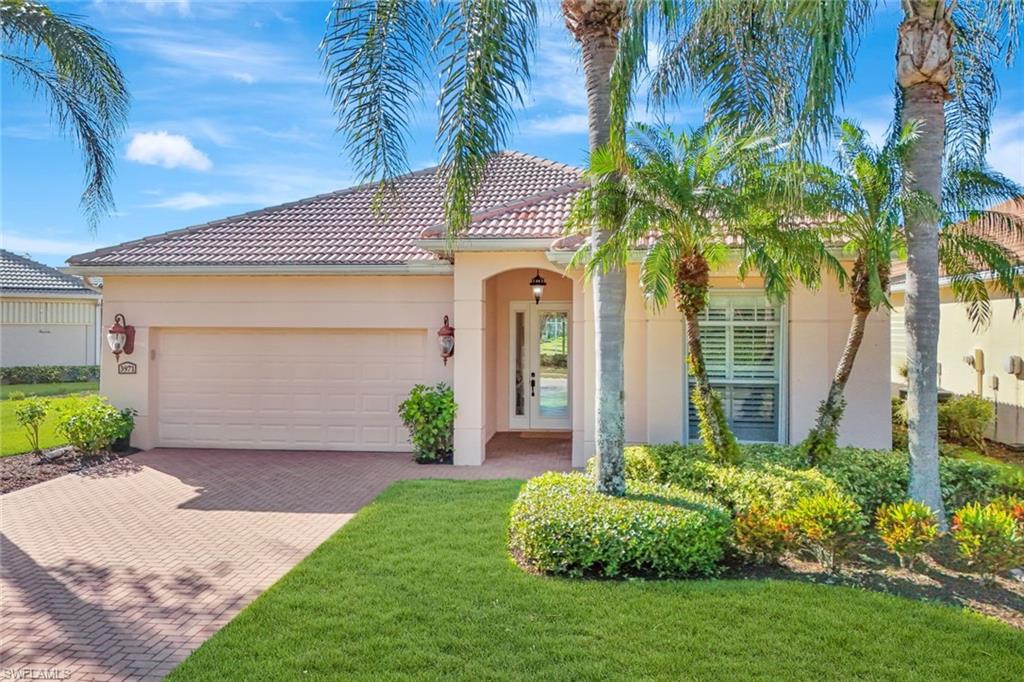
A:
[723,536,1024,629]
[0,446,141,495]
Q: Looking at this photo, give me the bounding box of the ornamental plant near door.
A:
[399,383,456,464]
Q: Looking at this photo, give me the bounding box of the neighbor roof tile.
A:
[1,250,96,294]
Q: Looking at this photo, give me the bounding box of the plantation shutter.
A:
[687,294,783,442]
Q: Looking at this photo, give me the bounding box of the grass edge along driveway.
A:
[169,479,1024,681]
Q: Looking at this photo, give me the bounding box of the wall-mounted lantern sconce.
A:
[438,315,455,365]
[107,313,135,361]
[530,269,547,304]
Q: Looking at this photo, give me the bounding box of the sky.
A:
[2,0,1022,267]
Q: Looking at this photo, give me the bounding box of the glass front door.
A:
[510,302,571,430]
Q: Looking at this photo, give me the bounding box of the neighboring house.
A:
[890,199,1024,447]
[1,249,102,368]
[66,152,890,465]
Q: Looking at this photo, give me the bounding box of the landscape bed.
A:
[168,480,1023,681]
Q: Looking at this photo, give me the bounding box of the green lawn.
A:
[0,381,98,399]
[1,393,93,456]
[170,480,1024,681]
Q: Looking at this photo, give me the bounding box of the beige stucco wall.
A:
[97,259,891,461]
[1,296,100,367]
[99,275,453,449]
[891,289,1024,445]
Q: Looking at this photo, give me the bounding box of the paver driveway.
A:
[1,438,569,681]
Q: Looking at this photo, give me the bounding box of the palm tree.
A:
[570,123,841,462]
[321,1,870,494]
[893,1,1020,518]
[1,0,128,228]
[799,121,1024,465]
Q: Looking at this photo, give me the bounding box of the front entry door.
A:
[510,302,571,430]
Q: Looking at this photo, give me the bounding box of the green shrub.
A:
[0,365,99,385]
[7,390,27,401]
[875,500,939,569]
[732,502,796,564]
[585,446,661,484]
[14,397,50,453]
[508,471,732,578]
[785,491,866,571]
[951,502,1024,582]
[629,443,837,515]
[398,383,456,463]
[611,442,1022,522]
[56,395,126,455]
[938,395,993,451]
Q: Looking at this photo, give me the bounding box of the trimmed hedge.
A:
[509,471,731,578]
[1,365,99,385]
[619,443,1024,518]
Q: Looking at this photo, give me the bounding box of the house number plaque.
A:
[118,361,138,375]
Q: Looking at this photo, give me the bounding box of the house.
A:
[890,199,1024,447]
[66,152,891,466]
[1,249,102,368]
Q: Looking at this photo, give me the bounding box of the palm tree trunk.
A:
[674,253,740,463]
[567,2,627,495]
[804,306,870,464]
[897,7,952,526]
[684,311,738,462]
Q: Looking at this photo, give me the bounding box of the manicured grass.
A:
[0,393,92,456]
[0,381,98,399]
[170,480,1024,681]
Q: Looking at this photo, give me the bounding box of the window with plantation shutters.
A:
[686,294,784,442]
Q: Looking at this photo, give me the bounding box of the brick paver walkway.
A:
[1,438,569,681]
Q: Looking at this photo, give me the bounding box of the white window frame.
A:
[681,289,789,444]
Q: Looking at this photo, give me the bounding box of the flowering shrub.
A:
[874,500,939,569]
[732,502,795,564]
[785,491,866,571]
[951,502,1024,582]
[56,395,130,455]
[398,383,456,463]
[508,471,731,578]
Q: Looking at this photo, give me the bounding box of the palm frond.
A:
[2,0,128,228]
[435,0,536,235]
[321,0,436,188]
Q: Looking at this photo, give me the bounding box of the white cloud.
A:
[145,192,255,211]
[0,234,100,258]
[230,72,256,84]
[125,131,212,171]
[523,113,588,136]
[127,0,191,16]
[986,110,1024,185]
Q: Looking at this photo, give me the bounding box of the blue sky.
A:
[2,0,1022,267]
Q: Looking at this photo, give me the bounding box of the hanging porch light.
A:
[529,269,547,304]
[106,313,135,360]
[437,315,455,365]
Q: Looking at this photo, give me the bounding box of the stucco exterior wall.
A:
[891,289,1024,445]
[1,296,100,367]
[97,261,891,461]
[99,275,454,449]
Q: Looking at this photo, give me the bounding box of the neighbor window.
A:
[685,293,784,442]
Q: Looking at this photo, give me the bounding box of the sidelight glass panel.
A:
[537,311,569,419]
[514,311,526,417]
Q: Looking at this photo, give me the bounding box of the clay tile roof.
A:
[419,182,585,240]
[68,152,582,268]
[890,198,1024,283]
[0,250,97,294]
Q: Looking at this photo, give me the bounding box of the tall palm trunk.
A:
[804,257,878,464]
[897,3,952,525]
[675,254,740,463]
[564,0,627,495]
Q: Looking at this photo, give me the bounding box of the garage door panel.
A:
[157,329,424,451]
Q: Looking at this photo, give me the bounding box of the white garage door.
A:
[157,329,426,451]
